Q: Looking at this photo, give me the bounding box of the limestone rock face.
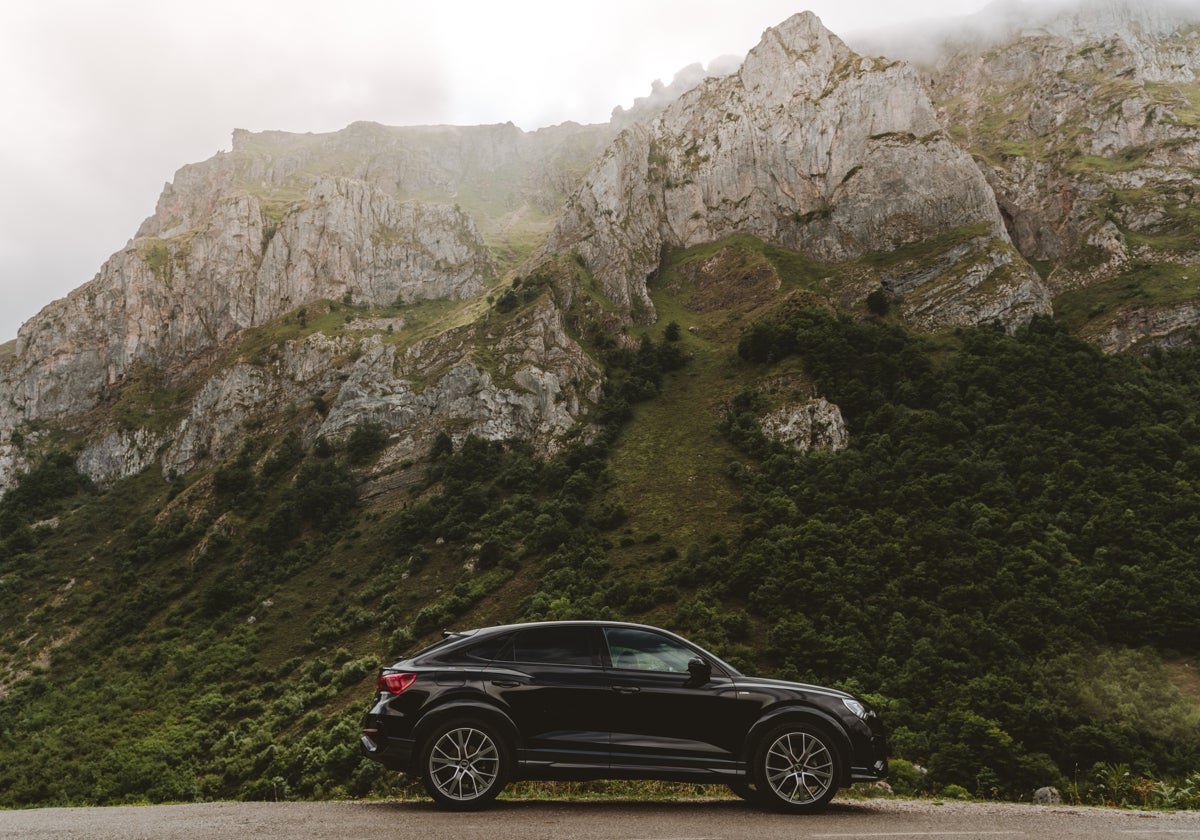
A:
[0,121,615,494]
[0,440,29,497]
[1098,298,1200,353]
[76,429,167,488]
[70,299,601,488]
[544,11,1049,329]
[931,0,1200,260]
[3,181,492,429]
[140,121,615,240]
[255,176,490,313]
[760,399,849,454]
[917,0,1200,349]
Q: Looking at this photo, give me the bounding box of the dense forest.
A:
[2,306,1200,808]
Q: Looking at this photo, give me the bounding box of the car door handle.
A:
[612,685,640,694]
[490,679,521,688]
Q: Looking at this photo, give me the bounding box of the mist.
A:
[846,0,1200,66]
[4,0,1159,344]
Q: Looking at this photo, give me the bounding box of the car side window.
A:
[510,626,598,667]
[604,627,695,673]
[458,632,513,662]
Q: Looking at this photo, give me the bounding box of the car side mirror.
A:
[687,656,711,684]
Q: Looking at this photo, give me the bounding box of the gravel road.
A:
[3,797,1200,840]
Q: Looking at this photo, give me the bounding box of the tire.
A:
[420,718,510,810]
[750,723,840,813]
[727,780,766,804]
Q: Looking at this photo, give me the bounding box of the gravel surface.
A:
[2,797,1199,840]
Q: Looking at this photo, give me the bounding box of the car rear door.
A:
[483,624,612,771]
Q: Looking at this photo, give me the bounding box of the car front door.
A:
[602,626,759,776]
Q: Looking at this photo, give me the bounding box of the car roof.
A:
[459,619,683,637]
[429,619,741,674]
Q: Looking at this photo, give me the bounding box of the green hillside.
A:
[3,242,1200,808]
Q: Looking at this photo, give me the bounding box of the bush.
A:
[345,422,388,465]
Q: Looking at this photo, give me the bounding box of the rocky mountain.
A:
[2,2,1200,496]
[4,3,1200,808]
[544,11,1049,329]
[0,121,616,494]
[856,0,1200,350]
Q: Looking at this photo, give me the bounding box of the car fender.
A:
[743,705,854,783]
[411,697,521,755]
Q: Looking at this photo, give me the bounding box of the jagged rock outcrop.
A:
[1098,299,1200,352]
[927,0,1200,261]
[609,57,743,130]
[3,178,492,429]
[760,398,849,453]
[73,298,601,488]
[888,0,1200,349]
[141,121,615,239]
[76,429,167,487]
[544,11,1050,330]
[0,120,617,494]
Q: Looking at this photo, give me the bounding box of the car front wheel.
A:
[751,723,840,813]
[420,718,510,810]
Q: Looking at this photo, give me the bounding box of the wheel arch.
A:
[743,706,854,786]
[410,700,520,771]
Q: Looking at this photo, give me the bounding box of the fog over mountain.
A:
[847,0,1200,64]
[1,0,998,344]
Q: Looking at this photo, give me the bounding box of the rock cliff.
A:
[875,0,1200,349]
[3,3,1200,496]
[70,297,601,489]
[543,11,1050,330]
[2,177,492,426]
[0,122,614,493]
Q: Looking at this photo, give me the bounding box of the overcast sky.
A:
[0,0,996,343]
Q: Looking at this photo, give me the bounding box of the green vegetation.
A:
[726,309,1200,799]
[1054,262,1200,337]
[3,261,1200,808]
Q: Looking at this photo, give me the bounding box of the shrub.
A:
[345,422,388,465]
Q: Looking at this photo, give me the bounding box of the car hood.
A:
[732,675,856,700]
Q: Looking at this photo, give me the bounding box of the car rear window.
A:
[408,629,478,661]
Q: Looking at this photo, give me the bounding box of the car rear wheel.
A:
[751,723,840,813]
[420,718,510,810]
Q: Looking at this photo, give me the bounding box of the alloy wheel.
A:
[763,729,835,805]
[426,726,501,802]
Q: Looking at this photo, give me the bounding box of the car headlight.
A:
[842,698,868,718]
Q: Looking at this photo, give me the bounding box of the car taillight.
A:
[376,672,417,694]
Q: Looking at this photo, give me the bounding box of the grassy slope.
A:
[606,236,841,567]
[4,237,1200,806]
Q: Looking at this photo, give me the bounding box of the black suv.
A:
[360,620,887,812]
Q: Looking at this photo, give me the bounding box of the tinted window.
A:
[459,632,513,662]
[604,627,695,673]
[511,626,597,667]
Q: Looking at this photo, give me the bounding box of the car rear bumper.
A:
[360,729,416,772]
